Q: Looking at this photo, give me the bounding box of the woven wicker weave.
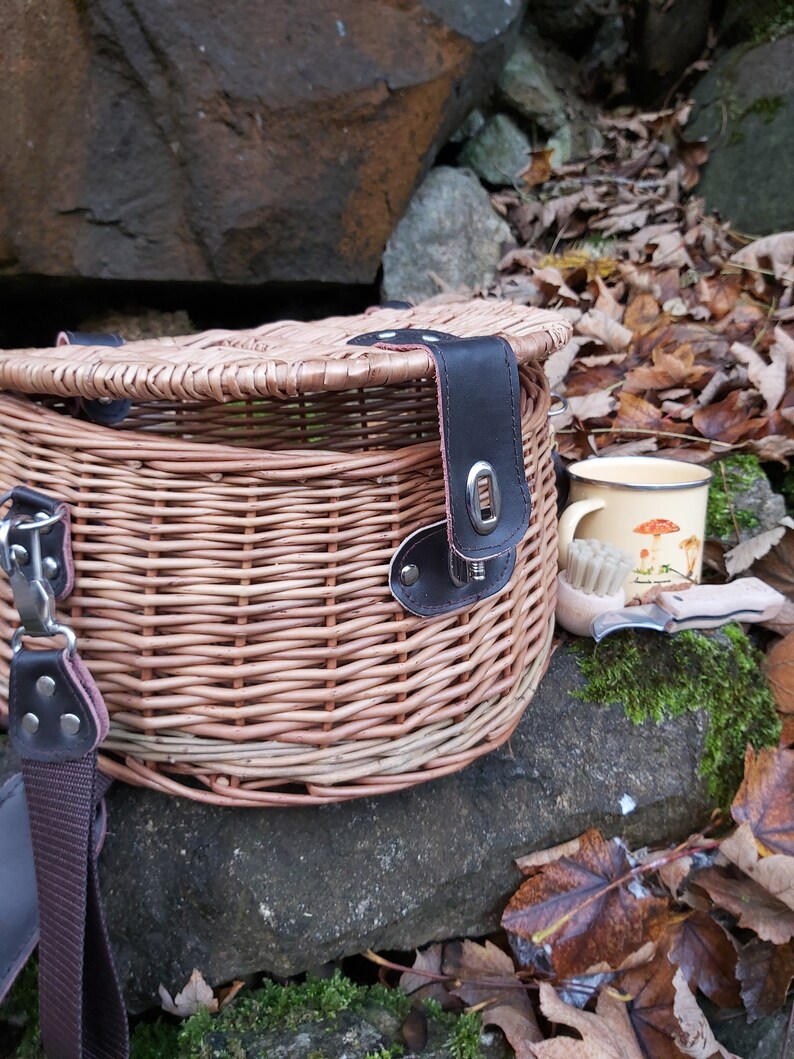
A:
[0,301,570,805]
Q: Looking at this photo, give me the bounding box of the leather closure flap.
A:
[9,648,106,763]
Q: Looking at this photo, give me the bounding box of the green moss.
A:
[364,1047,405,1059]
[744,95,785,122]
[706,454,765,539]
[130,1021,181,1059]
[574,625,781,807]
[422,999,485,1059]
[0,961,42,1059]
[752,2,794,43]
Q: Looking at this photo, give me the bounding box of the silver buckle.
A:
[0,509,76,655]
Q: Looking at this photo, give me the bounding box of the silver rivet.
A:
[21,712,40,734]
[60,714,81,736]
[35,512,54,535]
[10,544,29,566]
[36,675,56,697]
[377,330,397,338]
[469,561,486,582]
[399,563,420,586]
[42,557,60,579]
[420,333,439,341]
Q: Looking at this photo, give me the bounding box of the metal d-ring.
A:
[548,393,570,418]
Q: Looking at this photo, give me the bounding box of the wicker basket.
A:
[0,301,570,805]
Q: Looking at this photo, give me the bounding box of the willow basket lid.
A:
[0,302,571,404]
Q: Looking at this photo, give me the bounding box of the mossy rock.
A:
[575,624,781,808]
[689,33,794,234]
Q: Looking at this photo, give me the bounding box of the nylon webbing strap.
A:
[2,484,129,1059]
[22,756,128,1059]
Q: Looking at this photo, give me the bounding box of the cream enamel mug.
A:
[558,456,713,599]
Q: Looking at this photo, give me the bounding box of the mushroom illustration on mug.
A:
[679,534,701,578]
[633,517,679,575]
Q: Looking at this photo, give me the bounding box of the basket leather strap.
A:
[1,486,128,1059]
[349,327,532,617]
[8,649,128,1059]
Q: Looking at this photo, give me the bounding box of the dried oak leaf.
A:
[624,344,709,392]
[521,148,554,189]
[765,631,794,712]
[159,969,218,1018]
[613,392,667,435]
[736,936,794,1021]
[730,340,788,413]
[577,310,634,352]
[695,866,794,944]
[749,529,794,601]
[529,982,644,1059]
[623,292,661,333]
[502,829,669,978]
[664,911,740,1008]
[731,232,794,291]
[720,821,794,910]
[691,390,768,444]
[723,520,794,576]
[444,940,542,1059]
[732,745,794,856]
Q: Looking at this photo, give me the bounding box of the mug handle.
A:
[558,497,605,570]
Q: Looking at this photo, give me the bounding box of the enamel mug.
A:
[558,456,713,600]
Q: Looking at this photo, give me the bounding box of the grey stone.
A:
[709,998,794,1059]
[689,34,794,235]
[635,0,712,103]
[204,1006,511,1059]
[94,643,712,1011]
[380,167,511,303]
[499,35,569,131]
[459,114,531,186]
[733,477,787,542]
[0,0,527,286]
[526,0,603,50]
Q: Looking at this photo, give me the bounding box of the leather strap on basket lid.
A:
[0,486,129,1059]
[349,328,532,617]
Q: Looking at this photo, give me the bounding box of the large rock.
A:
[634,0,712,103]
[459,114,531,187]
[380,167,512,302]
[689,34,794,235]
[0,0,526,286]
[94,644,712,1011]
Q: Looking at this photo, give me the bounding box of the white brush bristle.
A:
[566,539,633,597]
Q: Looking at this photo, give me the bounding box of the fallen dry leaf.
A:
[529,982,644,1059]
[516,835,584,874]
[748,529,794,601]
[670,968,739,1058]
[732,745,794,856]
[521,148,555,189]
[736,936,794,1021]
[444,940,542,1058]
[730,339,787,413]
[695,866,794,944]
[159,969,218,1018]
[399,943,445,1000]
[732,232,794,289]
[665,911,740,1008]
[721,822,794,912]
[765,631,794,712]
[502,829,669,978]
[577,310,634,352]
[723,519,794,576]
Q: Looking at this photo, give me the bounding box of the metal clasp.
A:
[0,509,76,655]
[465,461,501,536]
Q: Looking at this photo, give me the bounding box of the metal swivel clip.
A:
[0,508,77,655]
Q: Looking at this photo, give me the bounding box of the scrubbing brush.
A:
[555,539,634,637]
